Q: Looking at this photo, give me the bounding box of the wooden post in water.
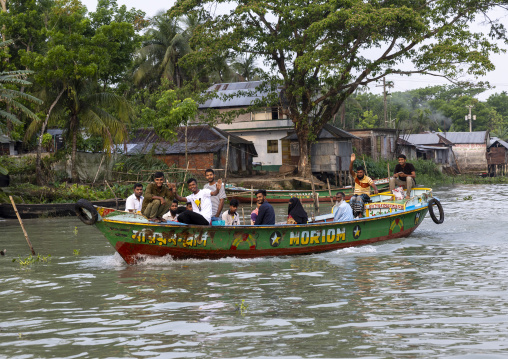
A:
[181,162,189,196]
[310,175,319,215]
[250,185,254,210]
[104,180,119,210]
[9,196,36,255]
[327,178,334,205]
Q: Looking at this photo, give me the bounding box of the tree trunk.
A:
[36,89,65,185]
[71,116,78,182]
[297,134,311,177]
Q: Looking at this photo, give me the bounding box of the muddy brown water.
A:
[1,184,508,358]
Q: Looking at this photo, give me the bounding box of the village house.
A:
[199,81,291,172]
[125,125,257,176]
[487,137,508,176]
[280,124,359,184]
[399,131,489,174]
[346,128,398,161]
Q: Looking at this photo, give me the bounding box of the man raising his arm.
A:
[172,178,222,225]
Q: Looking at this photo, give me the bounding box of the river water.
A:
[1,184,508,359]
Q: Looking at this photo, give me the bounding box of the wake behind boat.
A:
[75,187,443,264]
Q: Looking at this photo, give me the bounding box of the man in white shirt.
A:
[333,192,354,222]
[203,168,227,221]
[125,183,144,213]
[172,178,222,225]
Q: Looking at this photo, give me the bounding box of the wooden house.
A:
[346,128,398,161]
[487,137,508,176]
[280,124,359,179]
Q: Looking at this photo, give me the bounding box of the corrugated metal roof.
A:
[0,134,11,144]
[401,131,488,145]
[127,126,257,156]
[440,131,487,144]
[280,124,359,140]
[199,81,280,109]
[490,138,508,149]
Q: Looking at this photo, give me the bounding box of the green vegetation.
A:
[13,253,51,266]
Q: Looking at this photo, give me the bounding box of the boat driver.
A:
[349,153,378,217]
[389,154,416,199]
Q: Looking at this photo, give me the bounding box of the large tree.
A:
[170,0,507,174]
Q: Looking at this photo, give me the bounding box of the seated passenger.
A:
[222,198,241,225]
[162,200,180,222]
[141,172,174,222]
[287,197,308,224]
[125,183,144,213]
[186,202,193,211]
[250,202,261,225]
[254,189,275,225]
[333,192,354,222]
[389,154,416,199]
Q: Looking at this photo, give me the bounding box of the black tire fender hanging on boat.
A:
[428,198,444,224]
[75,199,99,225]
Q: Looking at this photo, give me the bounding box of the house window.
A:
[267,140,279,153]
[272,107,279,120]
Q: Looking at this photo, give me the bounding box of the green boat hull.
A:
[94,201,430,264]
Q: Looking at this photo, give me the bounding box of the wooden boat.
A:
[226,178,390,203]
[75,188,443,264]
[0,199,125,219]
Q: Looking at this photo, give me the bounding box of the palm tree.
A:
[133,12,190,89]
[231,54,262,82]
[0,39,43,175]
[26,80,133,182]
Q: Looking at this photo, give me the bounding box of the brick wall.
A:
[157,153,215,175]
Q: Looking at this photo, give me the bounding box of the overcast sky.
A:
[82,0,508,101]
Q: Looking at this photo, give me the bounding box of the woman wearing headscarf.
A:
[287,197,308,224]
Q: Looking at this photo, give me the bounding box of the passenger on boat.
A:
[186,202,193,211]
[389,154,416,199]
[349,153,378,218]
[287,197,308,224]
[332,192,354,222]
[172,178,223,225]
[162,200,180,222]
[254,189,276,225]
[222,198,241,225]
[125,183,144,213]
[250,202,261,225]
[204,169,227,222]
[141,172,174,222]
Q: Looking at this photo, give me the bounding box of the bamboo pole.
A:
[327,178,333,205]
[387,163,390,178]
[93,154,105,184]
[9,196,35,255]
[104,180,119,210]
[362,155,368,176]
[224,135,230,184]
[310,175,319,215]
[241,207,245,225]
[180,161,190,196]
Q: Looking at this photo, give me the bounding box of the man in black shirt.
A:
[389,154,416,199]
[254,189,275,225]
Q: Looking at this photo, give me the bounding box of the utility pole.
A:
[465,105,476,132]
[376,78,394,127]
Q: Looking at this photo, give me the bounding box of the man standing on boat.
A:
[172,178,223,225]
[333,192,354,222]
[125,183,144,213]
[141,172,174,222]
[389,154,416,199]
[254,189,275,225]
[203,168,227,222]
[349,153,378,217]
